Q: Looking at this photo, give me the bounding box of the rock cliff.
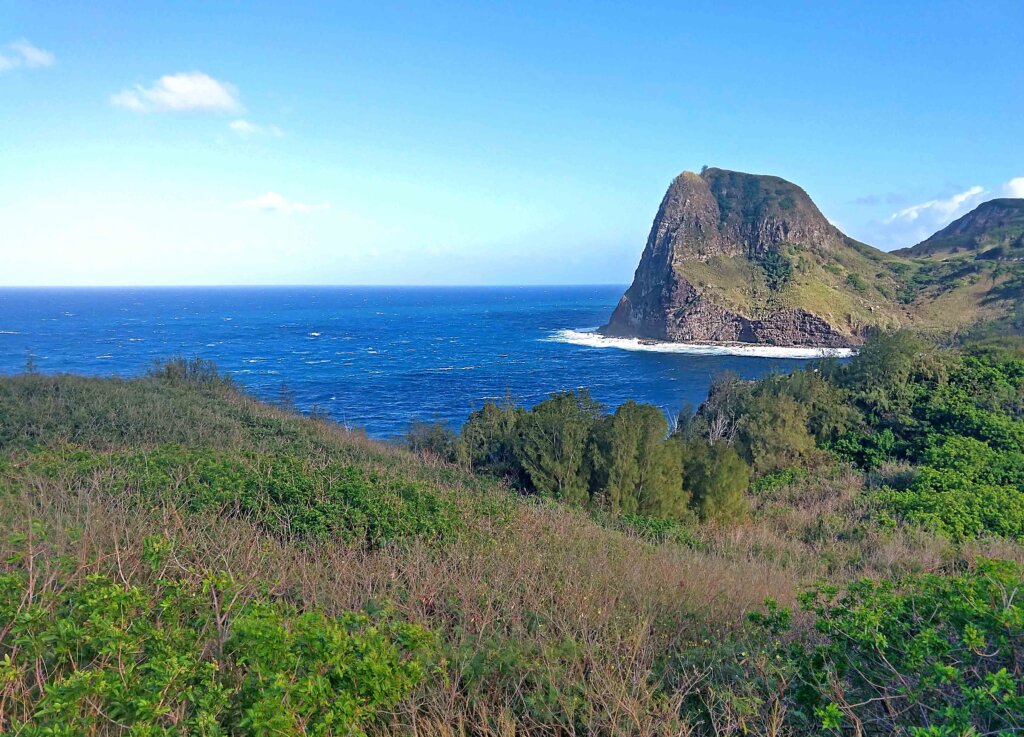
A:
[602,168,907,347]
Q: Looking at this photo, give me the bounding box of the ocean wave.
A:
[547,329,855,359]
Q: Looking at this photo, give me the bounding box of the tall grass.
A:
[2,367,1020,734]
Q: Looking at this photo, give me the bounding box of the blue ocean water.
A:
[0,286,816,437]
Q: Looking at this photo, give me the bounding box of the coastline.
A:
[548,328,856,359]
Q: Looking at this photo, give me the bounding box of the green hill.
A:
[2,355,1023,735]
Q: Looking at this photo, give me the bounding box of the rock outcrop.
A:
[602,168,900,348]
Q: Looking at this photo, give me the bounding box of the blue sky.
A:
[2,1,1023,286]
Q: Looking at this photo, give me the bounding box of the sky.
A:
[2,1,1023,286]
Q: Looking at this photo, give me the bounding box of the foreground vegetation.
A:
[1,348,1022,735]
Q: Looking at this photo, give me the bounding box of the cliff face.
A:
[602,168,895,348]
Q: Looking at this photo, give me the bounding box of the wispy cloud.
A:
[229,119,284,137]
[884,186,986,226]
[860,185,989,250]
[1005,177,1024,198]
[240,192,328,214]
[0,39,55,72]
[111,72,241,112]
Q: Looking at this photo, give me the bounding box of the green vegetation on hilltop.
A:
[2,352,1023,735]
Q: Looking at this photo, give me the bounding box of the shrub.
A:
[17,444,463,547]
[878,436,1024,540]
[845,272,868,292]
[404,419,460,463]
[797,560,1024,735]
[517,391,602,504]
[148,356,231,387]
[460,400,527,484]
[735,393,818,473]
[0,531,432,736]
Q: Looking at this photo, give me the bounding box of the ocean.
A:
[0,286,834,437]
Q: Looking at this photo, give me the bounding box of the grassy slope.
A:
[681,239,1024,337]
[2,371,1020,734]
[679,242,910,334]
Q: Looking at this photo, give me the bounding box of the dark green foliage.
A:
[827,428,895,469]
[685,329,1024,540]
[0,530,432,736]
[844,272,867,292]
[458,392,751,524]
[517,391,602,503]
[682,440,749,522]
[877,436,1024,540]
[734,392,818,474]
[797,559,1024,735]
[148,356,233,387]
[761,249,793,290]
[588,401,688,518]
[460,400,527,484]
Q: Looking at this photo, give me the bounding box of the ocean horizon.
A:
[0,285,825,437]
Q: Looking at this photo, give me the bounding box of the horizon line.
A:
[0,283,631,290]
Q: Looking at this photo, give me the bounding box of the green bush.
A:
[878,436,1024,540]
[517,391,602,504]
[797,559,1024,735]
[683,440,749,522]
[0,532,432,736]
[404,419,460,463]
[845,272,868,292]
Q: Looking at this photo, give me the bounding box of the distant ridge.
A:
[895,198,1024,259]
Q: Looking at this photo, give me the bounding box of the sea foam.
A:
[548,329,855,359]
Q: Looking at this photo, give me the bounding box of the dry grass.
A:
[3,371,1021,735]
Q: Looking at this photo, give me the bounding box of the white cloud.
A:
[240,192,328,214]
[884,185,986,225]
[1005,177,1024,198]
[0,39,55,72]
[859,184,990,250]
[229,119,284,137]
[111,72,241,113]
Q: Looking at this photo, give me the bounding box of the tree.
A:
[734,392,818,474]
[460,400,527,485]
[589,401,688,519]
[518,391,602,504]
[683,440,749,522]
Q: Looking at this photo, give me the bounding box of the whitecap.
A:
[0,330,20,335]
[547,329,855,359]
[309,332,321,337]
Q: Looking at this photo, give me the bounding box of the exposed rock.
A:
[602,168,872,348]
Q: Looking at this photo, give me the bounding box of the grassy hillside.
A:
[678,242,910,335]
[2,356,1023,735]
